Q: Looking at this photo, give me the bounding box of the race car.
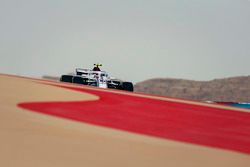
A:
[60,64,134,92]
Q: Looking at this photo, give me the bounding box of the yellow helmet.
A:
[94,64,102,68]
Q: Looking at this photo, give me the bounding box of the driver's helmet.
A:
[93,64,102,71]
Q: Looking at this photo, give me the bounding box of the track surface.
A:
[1,74,250,167]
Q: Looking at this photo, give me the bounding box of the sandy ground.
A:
[0,74,249,167]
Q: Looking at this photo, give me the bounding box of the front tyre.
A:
[122,82,134,92]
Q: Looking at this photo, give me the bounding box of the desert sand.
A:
[0,74,249,167]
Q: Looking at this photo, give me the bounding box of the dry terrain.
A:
[1,74,250,167]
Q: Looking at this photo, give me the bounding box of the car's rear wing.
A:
[76,68,91,76]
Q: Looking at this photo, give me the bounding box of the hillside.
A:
[134,76,250,102]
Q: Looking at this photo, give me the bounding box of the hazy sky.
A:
[0,0,249,83]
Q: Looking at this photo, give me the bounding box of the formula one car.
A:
[60,64,134,92]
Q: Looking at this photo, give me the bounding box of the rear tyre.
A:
[122,82,134,92]
[60,75,73,83]
[73,76,87,85]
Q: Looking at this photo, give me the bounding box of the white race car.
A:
[60,64,134,92]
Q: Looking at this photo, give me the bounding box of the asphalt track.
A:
[1,74,250,167]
